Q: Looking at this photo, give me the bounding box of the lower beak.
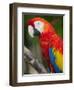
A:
[34,28,40,36]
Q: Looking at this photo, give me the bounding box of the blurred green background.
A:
[23,14,63,74]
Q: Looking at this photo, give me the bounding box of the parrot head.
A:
[27,17,55,38]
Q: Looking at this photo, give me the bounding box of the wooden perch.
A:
[24,46,47,73]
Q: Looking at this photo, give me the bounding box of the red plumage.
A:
[27,17,63,73]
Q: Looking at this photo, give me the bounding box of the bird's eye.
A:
[37,22,40,25]
[34,21,44,33]
[35,21,41,26]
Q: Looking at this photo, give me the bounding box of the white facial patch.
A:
[34,21,44,33]
[28,25,34,38]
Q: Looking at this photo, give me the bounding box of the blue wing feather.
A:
[49,48,61,73]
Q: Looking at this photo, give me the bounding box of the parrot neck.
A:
[39,31,55,40]
[39,31,63,54]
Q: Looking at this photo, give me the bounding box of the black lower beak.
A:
[34,28,40,36]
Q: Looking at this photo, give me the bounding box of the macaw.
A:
[27,17,63,73]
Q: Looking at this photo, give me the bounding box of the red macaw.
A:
[27,17,63,73]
